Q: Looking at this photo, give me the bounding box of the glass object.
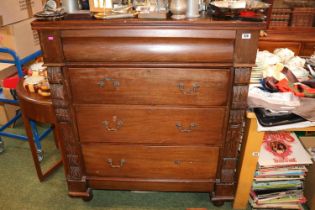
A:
[170,0,187,19]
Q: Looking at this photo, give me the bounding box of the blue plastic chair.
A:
[0,48,52,160]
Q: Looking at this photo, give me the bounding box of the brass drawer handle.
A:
[177,82,200,95]
[107,159,126,168]
[102,116,123,131]
[176,122,198,133]
[97,78,120,89]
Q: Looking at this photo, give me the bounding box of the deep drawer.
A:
[75,105,226,145]
[62,29,234,63]
[69,68,231,106]
[82,144,219,180]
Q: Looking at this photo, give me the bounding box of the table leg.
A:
[233,118,264,209]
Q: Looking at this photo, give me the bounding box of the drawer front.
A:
[82,144,219,180]
[75,105,226,145]
[258,41,301,55]
[62,35,234,63]
[300,42,315,56]
[69,68,231,106]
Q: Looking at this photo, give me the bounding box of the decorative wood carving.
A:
[47,66,63,84]
[232,86,249,109]
[221,169,235,183]
[234,68,251,84]
[229,110,246,124]
[48,67,84,182]
[224,124,242,158]
[222,158,237,170]
[50,84,66,100]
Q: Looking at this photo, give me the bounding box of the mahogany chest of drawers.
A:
[32,16,264,205]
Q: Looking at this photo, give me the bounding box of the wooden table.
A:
[233,112,315,209]
[16,79,62,181]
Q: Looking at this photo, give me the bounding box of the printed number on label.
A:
[242,33,251,39]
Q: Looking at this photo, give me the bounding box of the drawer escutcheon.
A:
[102,116,124,131]
[97,78,120,89]
[107,159,126,168]
[177,82,200,95]
[176,122,198,133]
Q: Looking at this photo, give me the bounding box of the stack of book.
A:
[250,131,313,210]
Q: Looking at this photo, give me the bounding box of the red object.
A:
[3,75,19,89]
[240,11,256,17]
[276,79,315,97]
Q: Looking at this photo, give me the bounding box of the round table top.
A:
[16,78,52,106]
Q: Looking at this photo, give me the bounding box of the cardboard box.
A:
[300,136,315,210]
[0,18,40,60]
[0,88,20,126]
[0,64,18,125]
[0,0,43,26]
[0,63,17,86]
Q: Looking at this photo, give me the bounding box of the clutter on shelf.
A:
[248,48,315,130]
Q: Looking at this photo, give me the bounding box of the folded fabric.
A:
[248,85,301,111]
[276,79,315,98]
[293,97,315,122]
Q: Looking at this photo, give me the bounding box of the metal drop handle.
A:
[107,159,126,168]
[102,116,123,131]
[97,78,120,89]
[177,82,200,95]
[176,122,198,132]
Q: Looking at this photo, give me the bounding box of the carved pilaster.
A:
[48,66,84,183]
[232,86,249,109]
[234,67,251,84]
[215,67,250,201]
[229,110,246,124]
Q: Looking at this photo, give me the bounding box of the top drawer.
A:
[61,29,235,63]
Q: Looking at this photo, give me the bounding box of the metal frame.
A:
[0,47,50,158]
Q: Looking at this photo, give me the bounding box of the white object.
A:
[186,0,200,18]
[257,120,315,132]
[248,84,300,108]
[230,0,246,9]
[242,33,251,39]
[104,0,113,9]
[62,0,80,13]
[287,66,310,81]
[286,56,306,68]
[274,48,295,64]
[256,50,281,66]
[258,132,313,167]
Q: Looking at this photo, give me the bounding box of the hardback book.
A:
[252,180,303,191]
[251,189,306,204]
[254,175,304,182]
[258,132,313,167]
[249,196,304,209]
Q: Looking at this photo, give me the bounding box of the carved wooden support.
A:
[47,67,63,84]
[229,110,246,124]
[216,69,249,192]
[221,169,235,183]
[222,158,237,170]
[48,66,86,186]
[232,86,249,109]
[234,67,251,84]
